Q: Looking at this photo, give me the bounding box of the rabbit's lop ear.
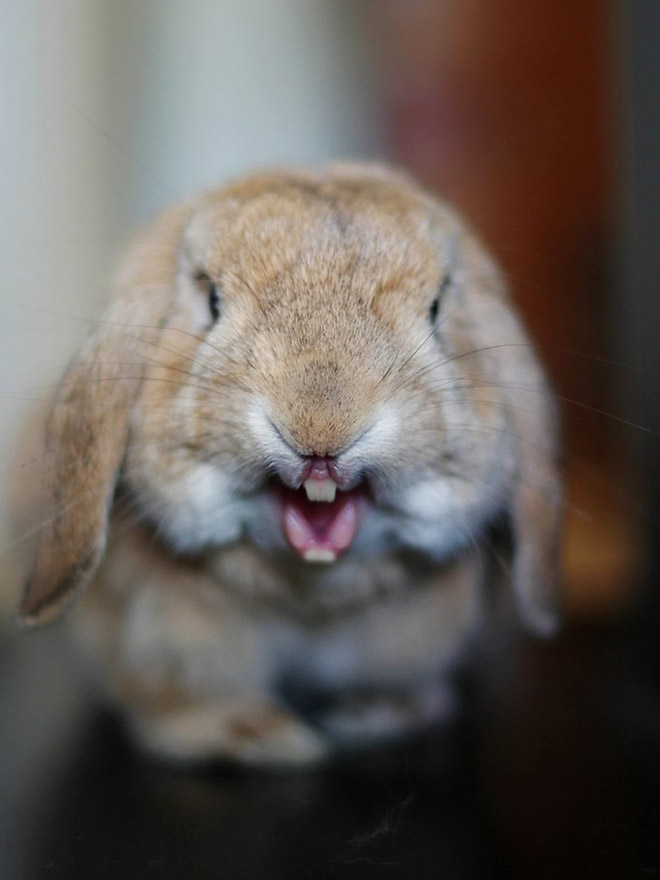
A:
[507,389,563,636]
[19,206,191,627]
[461,236,563,636]
[487,299,562,636]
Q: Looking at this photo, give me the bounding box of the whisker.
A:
[383,342,534,402]
[371,296,464,391]
[95,317,247,375]
[1,481,109,556]
[445,378,656,436]
[100,326,243,385]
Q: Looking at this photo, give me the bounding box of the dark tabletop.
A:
[1,616,659,880]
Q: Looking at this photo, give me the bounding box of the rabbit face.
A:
[126,173,515,570]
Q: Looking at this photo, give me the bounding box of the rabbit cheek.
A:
[129,455,244,553]
[395,478,479,560]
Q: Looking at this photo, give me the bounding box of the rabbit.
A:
[16,162,562,766]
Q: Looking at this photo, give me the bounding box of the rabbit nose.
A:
[276,408,365,460]
[271,358,372,458]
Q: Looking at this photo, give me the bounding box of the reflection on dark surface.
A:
[1,623,658,879]
[25,717,494,879]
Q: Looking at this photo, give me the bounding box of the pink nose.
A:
[301,456,339,483]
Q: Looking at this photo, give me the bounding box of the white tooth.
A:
[303,547,337,564]
[303,478,337,503]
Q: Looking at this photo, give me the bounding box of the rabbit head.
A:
[20,163,562,634]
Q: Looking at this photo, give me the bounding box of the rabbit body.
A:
[18,163,561,765]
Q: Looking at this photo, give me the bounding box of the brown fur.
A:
[15,163,561,765]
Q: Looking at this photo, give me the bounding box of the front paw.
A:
[318,684,457,745]
[130,702,329,767]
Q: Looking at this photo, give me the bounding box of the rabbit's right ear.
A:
[19,205,192,627]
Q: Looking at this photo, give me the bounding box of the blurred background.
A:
[1,1,659,877]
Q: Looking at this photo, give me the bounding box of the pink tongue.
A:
[282,490,362,561]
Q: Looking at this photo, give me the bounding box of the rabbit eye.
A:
[194,271,221,323]
[429,274,451,325]
[429,295,440,326]
[208,284,221,322]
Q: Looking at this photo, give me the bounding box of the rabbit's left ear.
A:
[19,326,146,627]
[19,205,191,627]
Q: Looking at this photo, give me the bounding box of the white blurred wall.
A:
[0,0,382,572]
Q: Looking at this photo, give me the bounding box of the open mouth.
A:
[273,473,369,564]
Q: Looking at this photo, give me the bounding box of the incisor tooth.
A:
[303,547,337,563]
[303,478,337,503]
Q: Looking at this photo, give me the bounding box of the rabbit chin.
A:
[134,458,502,567]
